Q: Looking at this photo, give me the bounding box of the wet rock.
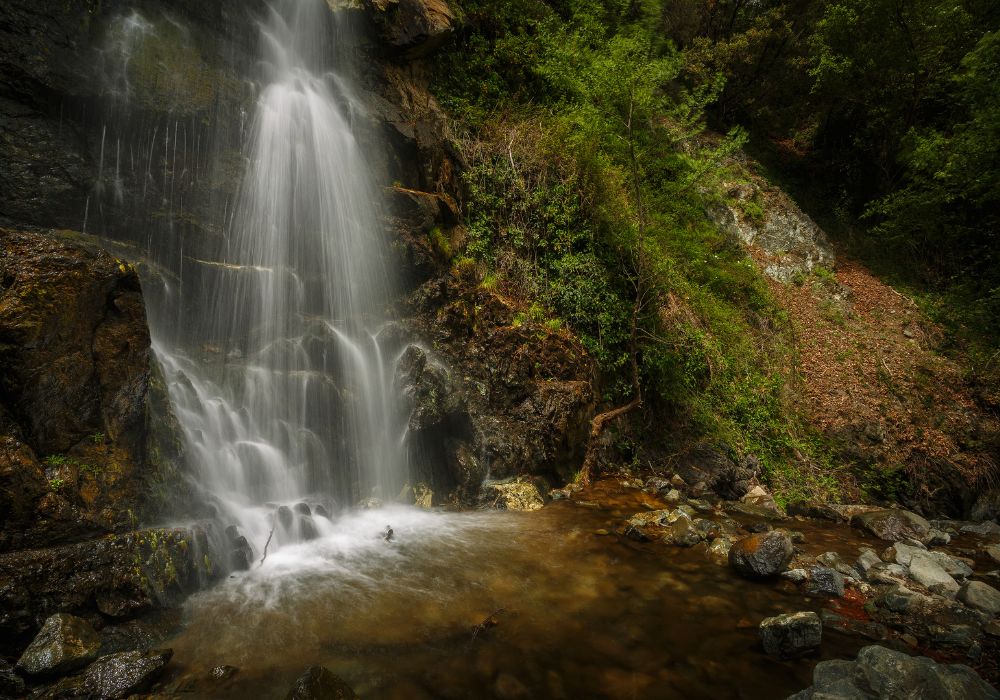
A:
[664,488,683,504]
[299,516,320,541]
[314,505,330,519]
[804,567,845,598]
[285,666,358,700]
[851,509,932,542]
[878,585,932,613]
[37,648,173,699]
[16,613,100,676]
[816,551,860,578]
[788,645,1000,699]
[961,521,1000,536]
[929,623,983,648]
[744,521,772,533]
[958,582,1000,615]
[0,527,214,645]
[665,518,702,547]
[230,535,253,571]
[729,530,793,579]
[759,611,822,659]
[786,500,844,522]
[926,529,951,546]
[210,665,238,681]
[0,659,24,697]
[895,543,972,579]
[277,506,294,529]
[707,537,733,560]
[479,478,544,511]
[294,503,311,516]
[820,611,890,641]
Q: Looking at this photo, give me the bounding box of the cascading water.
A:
[96,0,411,558]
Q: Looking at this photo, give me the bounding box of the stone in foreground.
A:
[759,612,822,659]
[286,666,358,700]
[37,649,173,699]
[850,509,931,542]
[787,645,999,699]
[16,613,101,676]
[729,530,793,579]
[958,581,1000,615]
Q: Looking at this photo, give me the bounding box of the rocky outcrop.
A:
[36,648,173,700]
[0,228,184,551]
[16,613,101,677]
[759,611,822,659]
[707,151,835,283]
[363,0,458,58]
[0,527,213,652]
[788,645,999,700]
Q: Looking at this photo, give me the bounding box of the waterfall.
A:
[96,0,409,557]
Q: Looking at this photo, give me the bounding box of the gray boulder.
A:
[759,611,822,659]
[908,554,960,596]
[851,510,931,542]
[16,613,100,676]
[787,645,999,699]
[958,581,1000,615]
[728,530,794,579]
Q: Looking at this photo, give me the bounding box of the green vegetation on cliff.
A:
[431,0,844,500]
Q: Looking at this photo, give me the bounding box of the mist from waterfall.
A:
[95,0,411,555]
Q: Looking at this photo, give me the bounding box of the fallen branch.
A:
[258,527,274,567]
[472,608,506,641]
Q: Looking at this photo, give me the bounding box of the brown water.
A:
[164,486,873,699]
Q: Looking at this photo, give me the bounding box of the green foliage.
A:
[48,477,66,491]
[439,0,842,499]
[90,431,106,444]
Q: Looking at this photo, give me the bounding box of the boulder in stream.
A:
[285,666,358,700]
[16,613,100,676]
[759,611,822,659]
[851,509,931,542]
[958,581,1000,615]
[728,530,793,579]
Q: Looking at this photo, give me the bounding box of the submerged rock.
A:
[851,509,931,542]
[759,612,822,659]
[16,613,101,676]
[209,664,239,681]
[285,666,357,700]
[728,530,793,579]
[787,645,999,699]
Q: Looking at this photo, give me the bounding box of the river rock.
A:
[851,509,931,542]
[16,613,100,676]
[285,666,358,700]
[986,544,1000,565]
[878,584,933,613]
[665,518,703,547]
[805,566,845,597]
[786,500,844,522]
[759,612,822,658]
[958,582,1000,615]
[856,548,883,578]
[37,649,173,699]
[908,553,960,596]
[787,645,1000,699]
[729,530,793,579]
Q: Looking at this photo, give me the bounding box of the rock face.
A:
[671,443,759,500]
[0,527,212,651]
[729,530,794,579]
[0,228,185,552]
[851,509,932,543]
[364,0,457,57]
[707,155,835,284]
[788,645,1000,699]
[285,666,358,700]
[16,613,101,676]
[759,612,822,659]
